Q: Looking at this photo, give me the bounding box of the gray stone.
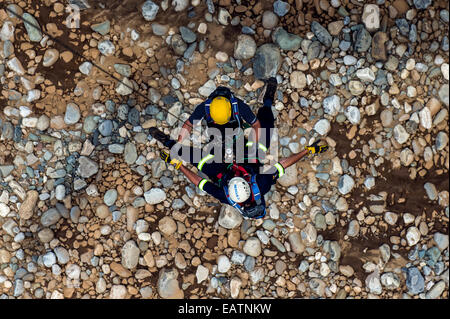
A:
[98,40,115,56]
[426,281,445,299]
[157,268,183,299]
[311,21,332,47]
[40,208,61,227]
[79,62,93,75]
[433,233,449,251]
[345,106,361,125]
[179,26,196,43]
[77,156,99,178]
[353,26,372,52]
[172,199,185,210]
[272,27,302,51]
[104,189,118,206]
[171,34,187,55]
[22,13,42,42]
[108,144,124,154]
[366,270,382,295]
[436,132,449,151]
[218,205,243,229]
[347,220,360,237]
[114,64,131,77]
[42,252,56,267]
[91,20,110,35]
[243,237,262,257]
[144,188,166,205]
[98,120,113,136]
[405,267,424,295]
[273,0,290,17]
[424,182,438,201]
[338,174,355,195]
[253,44,282,79]
[198,79,216,97]
[53,247,69,265]
[121,240,140,269]
[124,142,138,165]
[381,272,400,290]
[234,35,256,60]
[64,103,80,125]
[142,0,159,21]
[413,0,432,9]
[314,119,331,135]
[438,84,449,107]
[323,95,341,116]
[231,251,246,264]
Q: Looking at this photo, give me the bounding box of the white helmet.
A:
[228,177,251,203]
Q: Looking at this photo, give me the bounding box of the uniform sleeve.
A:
[237,99,257,125]
[256,162,286,194]
[197,179,229,204]
[188,102,206,124]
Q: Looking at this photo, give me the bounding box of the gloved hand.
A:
[305,140,329,155]
[160,150,182,169]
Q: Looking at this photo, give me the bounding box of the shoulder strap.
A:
[223,185,245,214]
[250,174,262,205]
[204,98,213,123]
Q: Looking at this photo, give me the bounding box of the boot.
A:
[148,127,176,148]
[263,77,278,105]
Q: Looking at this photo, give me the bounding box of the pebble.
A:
[405,267,425,295]
[64,103,80,125]
[433,233,449,251]
[253,44,281,79]
[311,21,332,47]
[424,183,438,201]
[338,174,355,195]
[323,95,341,116]
[79,62,93,75]
[273,0,290,17]
[121,240,140,269]
[314,119,331,135]
[217,255,231,273]
[243,237,261,257]
[179,26,196,43]
[43,49,59,67]
[262,11,278,29]
[144,188,166,205]
[98,40,115,56]
[290,71,307,89]
[234,35,256,60]
[104,189,118,206]
[272,28,302,51]
[157,268,183,299]
[406,227,421,246]
[40,208,61,227]
[142,0,159,21]
[23,13,43,42]
[196,265,209,283]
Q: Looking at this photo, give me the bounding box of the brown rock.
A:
[371,32,388,61]
[96,204,110,219]
[126,206,138,232]
[427,98,441,117]
[50,116,66,130]
[60,51,73,62]
[328,21,344,36]
[392,0,409,15]
[110,262,132,277]
[19,190,38,220]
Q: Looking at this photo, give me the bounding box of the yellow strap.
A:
[197,154,214,171]
[274,163,285,178]
[198,179,208,191]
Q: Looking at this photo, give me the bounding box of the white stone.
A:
[406,227,421,246]
[393,124,410,144]
[323,95,341,116]
[196,265,209,283]
[218,205,243,229]
[419,107,432,129]
[144,188,166,204]
[345,106,361,124]
[441,63,449,81]
[314,119,331,135]
[356,68,376,82]
[217,255,231,273]
[362,4,380,32]
[243,237,262,257]
[26,90,41,102]
[116,78,133,95]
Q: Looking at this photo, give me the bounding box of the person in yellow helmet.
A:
[176,86,262,146]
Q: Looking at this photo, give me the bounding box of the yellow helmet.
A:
[210,96,231,125]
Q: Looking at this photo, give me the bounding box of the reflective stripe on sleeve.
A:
[197,154,214,171]
[198,179,208,191]
[274,163,285,178]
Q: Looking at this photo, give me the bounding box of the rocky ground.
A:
[0,0,448,299]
